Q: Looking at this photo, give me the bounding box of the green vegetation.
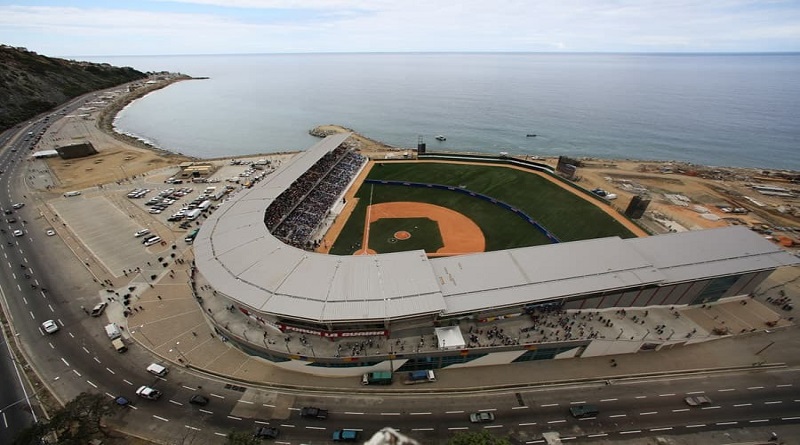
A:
[12,392,111,445]
[448,430,512,445]
[0,45,147,131]
[368,217,443,254]
[330,161,635,255]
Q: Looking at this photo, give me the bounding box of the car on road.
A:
[300,406,328,419]
[42,319,59,334]
[134,229,151,238]
[46,229,56,236]
[3,209,11,215]
[13,229,23,237]
[90,302,108,317]
[254,427,279,439]
[469,412,495,423]
[569,404,599,418]
[63,191,81,197]
[12,202,24,209]
[135,386,162,400]
[146,363,169,377]
[189,394,209,406]
[684,395,713,406]
[332,429,359,442]
[144,236,162,247]
[114,396,131,407]
[7,217,17,223]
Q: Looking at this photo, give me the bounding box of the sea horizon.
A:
[93,52,800,171]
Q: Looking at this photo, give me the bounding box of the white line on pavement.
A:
[672,408,689,412]
[634,396,647,399]
[701,406,721,410]
[518,422,537,426]
[619,430,641,435]
[185,425,201,431]
[82,347,90,354]
[512,406,528,410]
[306,426,326,430]
[747,386,765,390]
[717,388,735,392]
[153,415,169,422]
[29,311,34,319]
[587,433,608,438]
[540,403,558,407]
[238,400,254,404]
[381,413,401,416]
[569,401,586,405]
[686,424,706,428]
[484,425,503,429]
[717,422,738,425]
[659,394,675,397]
[776,384,793,387]
[182,385,196,391]
[254,420,269,425]
[609,414,627,418]
[749,419,769,423]
[214,432,227,437]
[782,417,800,421]
[48,304,54,312]
[410,412,432,415]
[764,401,783,405]
[733,403,752,407]
[123,379,133,385]
[279,424,295,428]
[199,409,213,414]
[650,427,672,432]
[210,393,224,399]
[48,343,54,349]
[93,357,101,364]
[600,398,617,402]
[169,400,183,406]
[448,427,468,430]
[73,370,81,377]
[106,368,115,374]
[227,416,242,421]
[686,391,705,394]
[547,420,566,424]
[344,412,364,415]
[87,380,97,388]
[639,412,657,415]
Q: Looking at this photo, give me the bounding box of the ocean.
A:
[91,53,800,170]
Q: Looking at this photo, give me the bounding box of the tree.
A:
[226,430,261,445]
[448,430,512,445]
[12,392,112,445]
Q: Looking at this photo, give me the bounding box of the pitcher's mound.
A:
[394,230,411,240]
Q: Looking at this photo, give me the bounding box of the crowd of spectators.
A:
[265,144,366,249]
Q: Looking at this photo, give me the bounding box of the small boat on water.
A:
[526,134,537,138]
[435,135,446,141]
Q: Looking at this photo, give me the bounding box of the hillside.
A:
[0,45,147,131]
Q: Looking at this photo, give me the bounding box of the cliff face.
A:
[0,45,147,131]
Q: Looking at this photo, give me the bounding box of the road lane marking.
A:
[686,424,706,428]
[717,422,738,425]
[686,391,705,394]
[733,403,751,407]
[600,398,617,402]
[238,400,254,404]
[540,403,558,407]
[512,406,528,410]
[587,433,608,438]
[254,420,269,425]
[609,414,627,418]
[659,393,675,397]
[106,368,115,374]
[381,413,401,416]
[526,441,545,444]
[639,411,658,415]
[123,379,133,385]
[484,425,503,429]
[263,404,275,407]
[57,319,64,326]
[185,425,200,431]
[547,420,566,424]
[448,427,468,430]
[279,424,295,428]
[48,304,54,312]
[105,392,115,398]
[210,393,224,399]
[199,409,213,414]
[635,396,647,399]
[29,311,35,319]
[214,432,227,437]
[782,417,800,421]
[82,347,90,354]
[518,422,537,426]
[87,380,97,388]
[446,410,465,414]
[701,406,721,410]
[2,412,7,428]
[561,437,576,441]
[650,427,672,432]
[747,386,765,390]
[776,384,793,387]
[170,400,183,406]
[764,401,783,405]
[182,385,196,391]
[718,388,735,392]
[344,412,364,415]
[620,430,641,435]
[73,370,81,377]
[570,401,587,405]
[22,297,27,305]
[672,408,689,412]
[68,332,74,338]
[306,426,327,430]
[153,415,169,422]
[227,415,242,421]
[93,357,101,364]
[48,342,54,349]
[749,419,769,423]
[410,412,432,415]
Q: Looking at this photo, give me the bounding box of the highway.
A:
[0,97,798,444]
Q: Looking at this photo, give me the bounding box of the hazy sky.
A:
[1,0,799,56]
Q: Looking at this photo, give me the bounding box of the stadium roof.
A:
[194,134,800,323]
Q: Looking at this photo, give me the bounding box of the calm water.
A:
[92,53,800,170]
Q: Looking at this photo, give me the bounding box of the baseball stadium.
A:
[192,133,799,373]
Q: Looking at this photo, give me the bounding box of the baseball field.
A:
[328,161,638,256]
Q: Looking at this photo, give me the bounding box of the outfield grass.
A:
[329,161,635,255]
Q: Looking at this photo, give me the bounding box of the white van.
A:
[144,236,161,247]
[146,363,168,377]
[105,323,121,340]
[64,191,81,197]
[185,209,202,221]
[197,200,212,211]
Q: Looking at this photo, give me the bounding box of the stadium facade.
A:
[192,134,799,373]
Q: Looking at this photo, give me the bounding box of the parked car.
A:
[12,202,24,209]
[12,229,23,237]
[469,412,495,423]
[45,229,56,236]
[134,229,151,238]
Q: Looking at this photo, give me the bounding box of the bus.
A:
[184,228,200,243]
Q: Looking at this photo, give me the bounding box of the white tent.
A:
[435,326,466,350]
